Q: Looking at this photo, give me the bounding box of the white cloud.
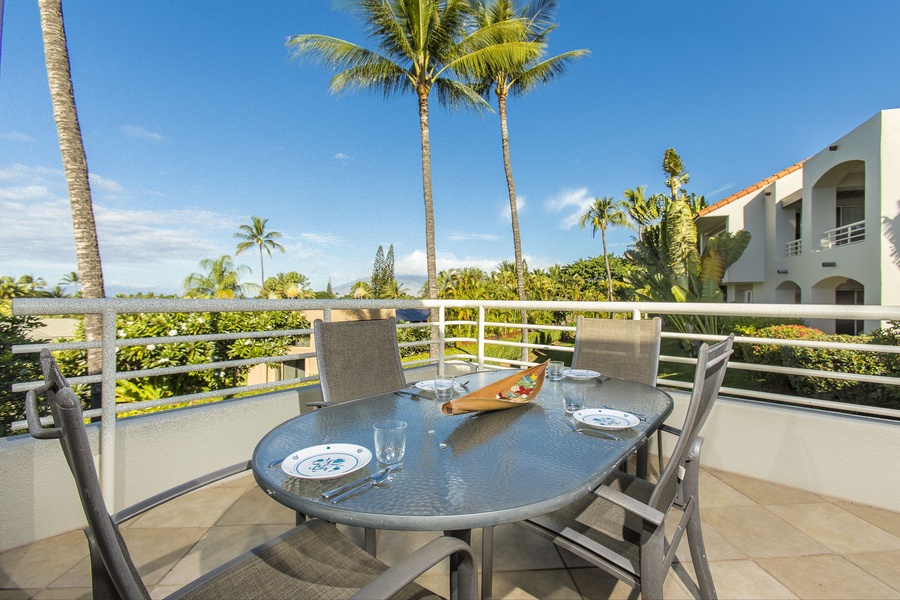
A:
[395,249,505,277]
[446,231,501,242]
[89,173,125,194]
[334,153,351,161]
[121,125,165,141]
[545,187,594,229]
[706,183,734,198]
[498,195,526,222]
[297,232,344,245]
[0,132,35,143]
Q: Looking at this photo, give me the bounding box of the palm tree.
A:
[234,217,285,288]
[470,0,587,359]
[579,197,634,301]
[471,1,586,358]
[59,271,81,296]
[287,0,538,306]
[622,186,663,242]
[183,256,252,298]
[37,0,106,407]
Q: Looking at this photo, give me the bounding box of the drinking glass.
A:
[374,420,407,465]
[433,377,454,400]
[547,360,565,381]
[563,383,585,413]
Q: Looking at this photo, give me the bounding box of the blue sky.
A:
[1,1,899,295]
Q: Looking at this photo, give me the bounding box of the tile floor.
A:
[1,467,899,599]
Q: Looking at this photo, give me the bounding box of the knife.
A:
[321,463,403,500]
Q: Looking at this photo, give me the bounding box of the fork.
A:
[602,405,647,421]
[564,417,621,441]
[329,467,398,503]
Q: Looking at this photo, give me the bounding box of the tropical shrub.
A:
[0,315,46,435]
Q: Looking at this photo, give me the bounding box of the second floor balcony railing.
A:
[785,238,802,256]
[822,220,865,248]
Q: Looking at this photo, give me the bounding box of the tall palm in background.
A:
[183,256,252,298]
[234,216,284,288]
[579,197,633,301]
[59,271,81,296]
[287,0,539,306]
[470,0,587,360]
[37,0,105,408]
[622,185,663,242]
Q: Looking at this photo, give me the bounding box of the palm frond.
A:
[510,48,589,95]
[433,77,493,111]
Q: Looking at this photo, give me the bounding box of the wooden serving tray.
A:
[440,362,548,415]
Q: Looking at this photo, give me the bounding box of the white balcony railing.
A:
[822,220,865,248]
[785,238,802,256]
[6,297,900,549]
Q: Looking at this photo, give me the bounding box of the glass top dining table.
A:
[252,368,674,532]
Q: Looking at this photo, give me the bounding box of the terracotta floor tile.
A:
[836,501,900,538]
[708,559,799,599]
[711,472,827,505]
[757,554,900,599]
[0,530,88,589]
[128,485,245,529]
[569,566,693,600]
[702,506,830,558]
[766,503,900,554]
[216,486,296,526]
[491,569,580,599]
[844,549,900,592]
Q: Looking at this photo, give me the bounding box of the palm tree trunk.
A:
[258,246,265,289]
[418,90,439,358]
[38,0,106,409]
[498,92,529,363]
[601,228,613,301]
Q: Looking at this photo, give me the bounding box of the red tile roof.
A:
[697,160,806,217]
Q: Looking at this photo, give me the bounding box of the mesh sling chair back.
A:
[313,317,407,407]
[518,334,734,599]
[26,349,477,600]
[572,316,662,386]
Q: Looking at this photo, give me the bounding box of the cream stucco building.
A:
[696,108,900,334]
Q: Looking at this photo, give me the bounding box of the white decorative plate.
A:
[563,369,601,380]
[573,408,640,430]
[281,444,372,479]
[414,380,466,393]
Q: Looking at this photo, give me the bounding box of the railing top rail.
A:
[12,297,900,321]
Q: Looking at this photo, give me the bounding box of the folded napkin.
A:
[440,363,548,415]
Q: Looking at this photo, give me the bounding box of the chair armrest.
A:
[305,401,333,409]
[113,461,251,524]
[350,535,477,600]
[658,423,682,436]
[593,484,666,527]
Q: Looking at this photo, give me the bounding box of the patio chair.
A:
[572,316,662,386]
[312,317,407,408]
[25,349,476,600]
[517,334,734,599]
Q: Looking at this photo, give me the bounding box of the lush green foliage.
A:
[0,315,47,435]
[740,323,900,409]
[261,271,314,299]
[625,149,750,338]
[54,310,310,406]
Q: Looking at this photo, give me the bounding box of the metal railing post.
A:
[100,308,118,510]
[438,305,445,376]
[478,305,486,370]
[632,309,641,320]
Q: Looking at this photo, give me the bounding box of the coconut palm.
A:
[579,197,634,301]
[471,10,586,284]
[468,0,587,360]
[183,256,252,299]
[234,217,285,288]
[622,186,664,242]
[287,0,539,305]
[59,271,81,296]
[37,0,106,406]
